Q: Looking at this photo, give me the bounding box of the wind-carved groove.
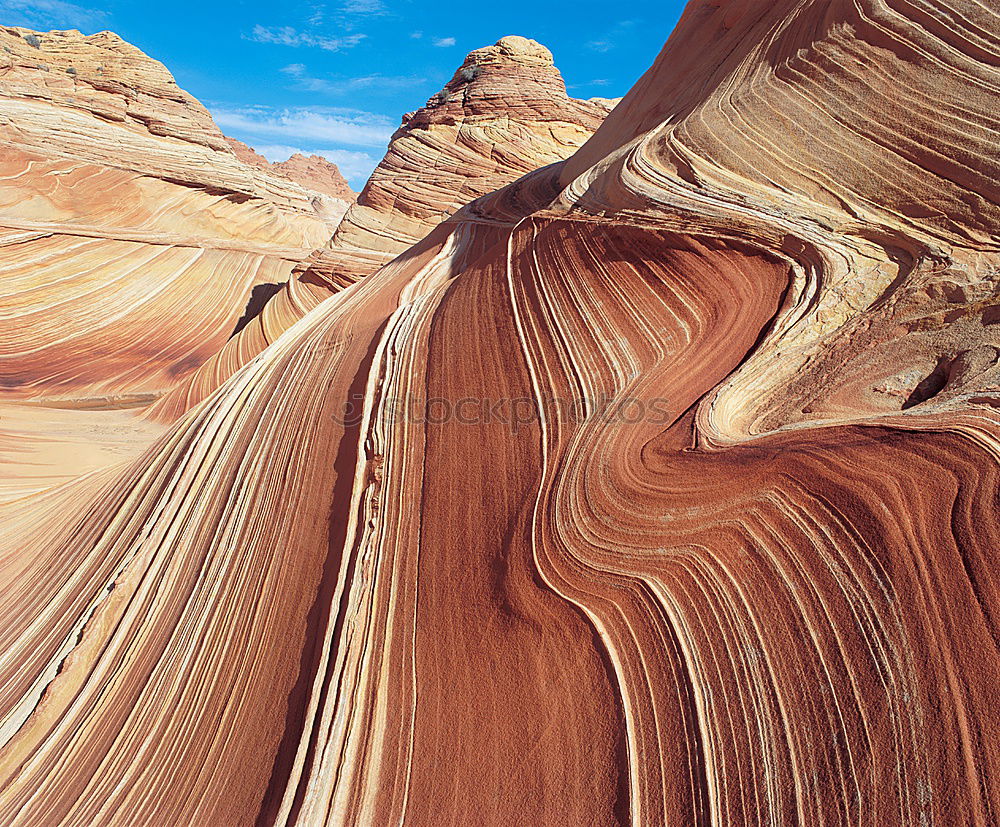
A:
[256,320,389,826]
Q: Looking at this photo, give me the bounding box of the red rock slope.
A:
[1,2,999,825]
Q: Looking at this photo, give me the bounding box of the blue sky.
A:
[1,0,686,187]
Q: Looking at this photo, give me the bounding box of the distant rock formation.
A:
[274,154,356,203]
[147,35,615,420]
[223,135,274,169]
[224,137,356,210]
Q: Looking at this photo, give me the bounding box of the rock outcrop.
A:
[315,35,616,285]
[2,2,999,825]
[0,26,344,407]
[146,35,615,421]
[274,154,356,203]
[225,137,356,210]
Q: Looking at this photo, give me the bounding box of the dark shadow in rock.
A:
[902,356,952,409]
[230,282,284,338]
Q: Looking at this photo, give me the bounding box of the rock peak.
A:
[435,35,564,99]
[463,35,553,69]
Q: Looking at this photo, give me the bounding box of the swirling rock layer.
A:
[1,1,999,825]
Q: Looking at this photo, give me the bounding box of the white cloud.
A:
[307,5,326,26]
[586,20,636,53]
[432,36,456,48]
[247,24,366,51]
[253,144,306,163]
[409,31,423,39]
[211,106,395,148]
[0,0,107,30]
[281,63,307,77]
[567,78,611,89]
[253,144,378,183]
[340,0,384,13]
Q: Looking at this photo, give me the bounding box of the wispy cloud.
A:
[332,0,384,33]
[340,0,384,13]
[587,20,636,53]
[409,31,423,39]
[211,105,395,148]
[253,144,378,183]
[280,64,425,96]
[307,5,325,25]
[568,78,612,90]
[0,0,107,31]
[247,24,366,51]
[432,36,456,48]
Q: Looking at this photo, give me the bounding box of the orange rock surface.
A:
[0,25,354,496]
[1,2,1000,825]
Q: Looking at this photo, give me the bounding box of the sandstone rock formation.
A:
[2,2,999,825]
[316,35,616,285]
[0,26,345,407]
[146,35,615,421]
[225,137,356,210]
[274,154,356,204]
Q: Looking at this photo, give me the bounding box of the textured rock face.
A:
[0,27,231,183]
[0,27,343,215]
[146,35,614,421]
[0,26,343,406]
[2,4,1000,827]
